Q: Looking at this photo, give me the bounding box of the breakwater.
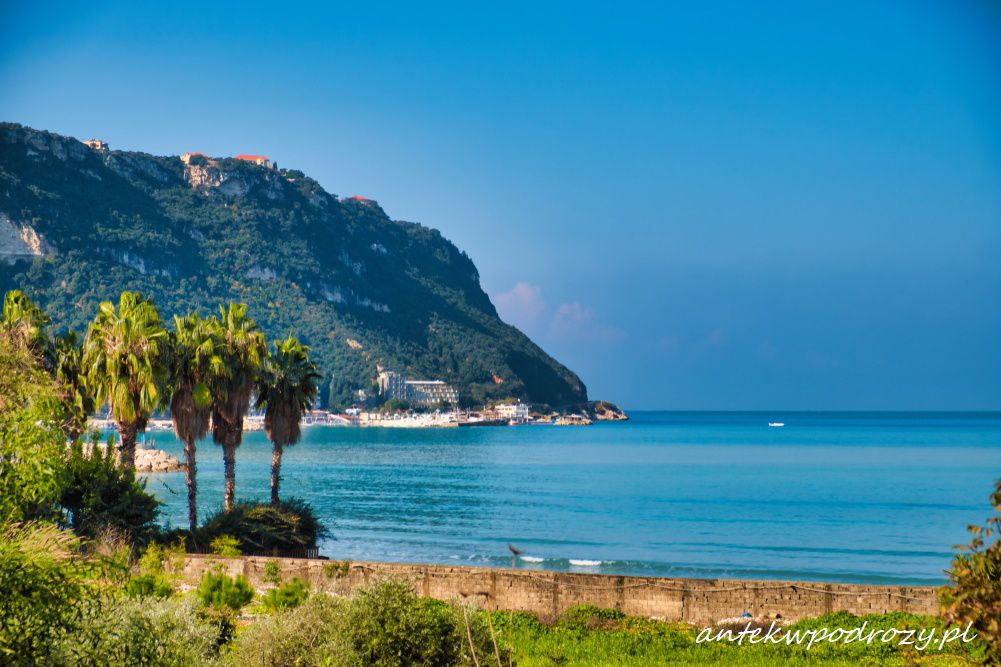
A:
[178,556,938,624]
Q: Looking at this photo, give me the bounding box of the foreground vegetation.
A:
[0,533,989,667]
[500,607,984,666]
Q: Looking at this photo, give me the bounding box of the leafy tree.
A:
[256,336,321,504]
[940,479,1001,661]
[208,303,266,510]
[382,398,411,412]
[82,292,169,471]
[0,330,69,524]
[168,313,221,532]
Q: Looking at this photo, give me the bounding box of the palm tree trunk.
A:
[270,442,284,505]
[119,421,137,471]
[185,435,198,532]
[223,442,236,511]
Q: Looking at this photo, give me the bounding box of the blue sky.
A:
[2,0,999,409]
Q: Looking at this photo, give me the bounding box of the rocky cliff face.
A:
[0,213,51,263]
[0,123,588,408]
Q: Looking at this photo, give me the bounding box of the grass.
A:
[490,607,984,666]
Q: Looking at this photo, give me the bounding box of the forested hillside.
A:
[0,123,587,408]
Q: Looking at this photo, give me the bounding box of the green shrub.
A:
[223,580,500,667]
[557,604,626,630]
[135,540,186,574]
[263,560,282,585]
[940,479,1001,662]
[210,534,242,557]
[344,579,499,667]
[195,498,326,554]
[0,522,100,662]
[60,438,160,545]
[222,593,350,666]
[261,577,310,613]
[122,542,181,599]
[54,595,221,666]
[324,559,351,579]
[123,572,173,599]
[196,571,254,612]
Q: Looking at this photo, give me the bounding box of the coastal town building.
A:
[496,402,530,422]
[377,370,459,406]
[405,380,459,406]
[377,371,408,400]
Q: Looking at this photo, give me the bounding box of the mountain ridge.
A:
[0,122,588,409]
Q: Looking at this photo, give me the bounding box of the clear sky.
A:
[2,0,999,410]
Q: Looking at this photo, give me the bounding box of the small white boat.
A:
[768,422,785,427]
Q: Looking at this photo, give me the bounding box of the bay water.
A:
[145,411,1001,585]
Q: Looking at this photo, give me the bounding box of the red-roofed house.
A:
[235,154,275,169]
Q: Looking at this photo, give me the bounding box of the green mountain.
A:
[0,123,587,408]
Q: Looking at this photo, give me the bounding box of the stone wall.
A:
[178,556,938,624]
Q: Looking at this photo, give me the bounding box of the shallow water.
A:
[143,411,1001,585]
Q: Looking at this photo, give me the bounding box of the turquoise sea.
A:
[145,411,1001,585]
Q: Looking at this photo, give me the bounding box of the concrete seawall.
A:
[179,556,939,624]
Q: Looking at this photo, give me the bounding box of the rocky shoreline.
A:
[135,447,185,474]
[586,400,629,421]
[83,440,185,474]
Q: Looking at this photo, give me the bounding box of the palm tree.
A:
[82,292,169,471]
[169,314,221,533]
[208,303,266,511]
[53,331,96,441]
[2,289,51,360]
[256,336,321,504]
[4,292,95,440]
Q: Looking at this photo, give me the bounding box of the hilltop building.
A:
[179,152,277,169]
[378,370,458,406]
[180,152,210,164]
[235,154,276,169]
[83,139,108,152]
